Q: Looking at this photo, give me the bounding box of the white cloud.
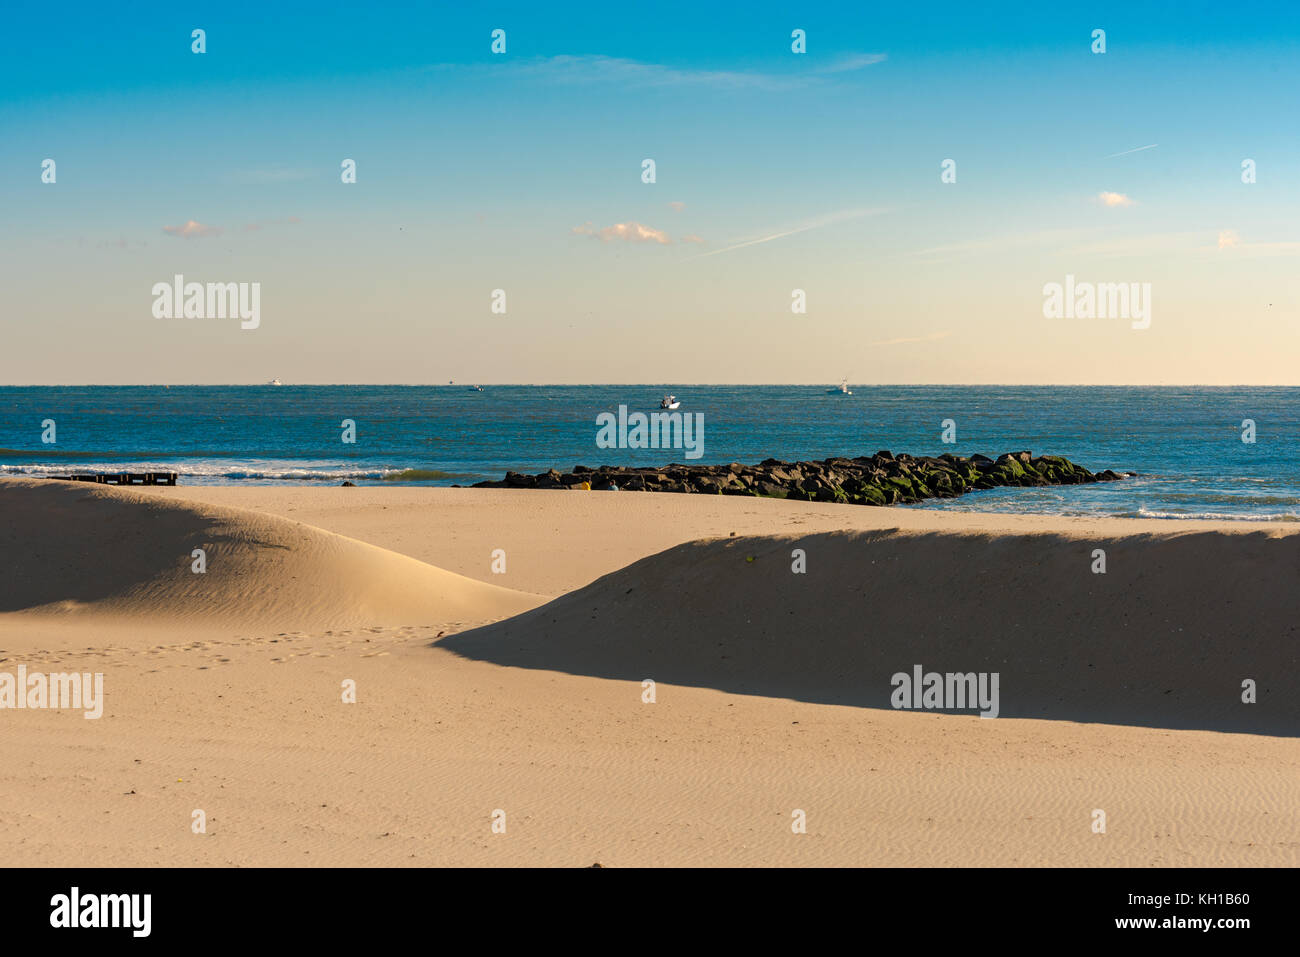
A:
[1097,191,1136,207]
[163,219,222,239]
[1218,229,1240,249]
[573,221,672,244]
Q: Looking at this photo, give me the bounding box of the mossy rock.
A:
[995,456,1026,479]
[859,485,887,506]
[930,471,960,492]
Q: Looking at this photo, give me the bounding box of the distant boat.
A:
[826,378,853,396]
[269,378,283,386]
[468,385,485,392]
[660,394,681,410]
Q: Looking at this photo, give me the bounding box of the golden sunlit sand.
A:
[1,478,1296,866]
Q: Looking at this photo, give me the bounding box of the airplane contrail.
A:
[685,208,884,260]
[1104,144,1158,158]
[686,223,821,259]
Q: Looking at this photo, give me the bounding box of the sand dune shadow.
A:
[442,528,1300,736]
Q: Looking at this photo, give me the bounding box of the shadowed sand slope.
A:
[0,478,541,629]
[444,527,1300,734]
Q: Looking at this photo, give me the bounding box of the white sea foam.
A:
[1133,507,1300,522]
[0,463,461,482]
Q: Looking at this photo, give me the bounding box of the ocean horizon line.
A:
[3,382,1299,390]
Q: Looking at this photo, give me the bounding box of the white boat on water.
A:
[826,378,853,396]
[660,394,681,410]
[269,378,283,386]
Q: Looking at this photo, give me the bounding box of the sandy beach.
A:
[1,477,1296,867]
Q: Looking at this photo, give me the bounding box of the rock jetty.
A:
[471,451,1126,506]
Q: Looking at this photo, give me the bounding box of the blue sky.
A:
[2,1,1298,383]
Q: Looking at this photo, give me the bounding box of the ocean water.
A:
[1,385,1296,521]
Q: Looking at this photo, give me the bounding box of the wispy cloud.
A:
[668,201,686,212]
[1066,231,1210,258]
[1103,144,1158,159]
[163,219,222,239]
[437,53,886,91]
[1215,230,1300,255]
[815,53,888,74]
[685,207,884,260]
[573,221,672,244]
[679,233,705,244]
[907,228,1228,263]
[1097,191,1136,207]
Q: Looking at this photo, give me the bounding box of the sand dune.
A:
[0,478,541,630]
[445,527,1300,735]
[3,480,1297,866]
